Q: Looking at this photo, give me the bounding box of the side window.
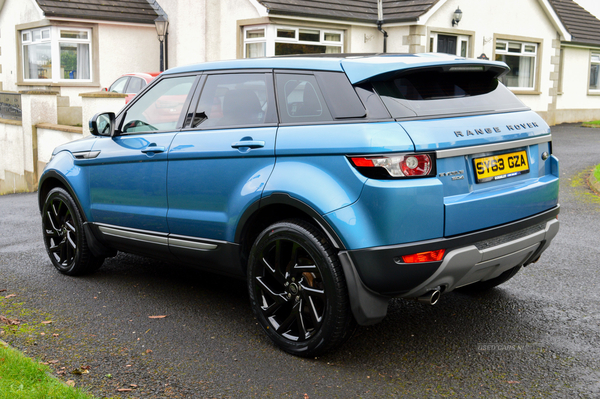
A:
[109,77,129,93]
[127,77,145,94]
[276,74,332,123]
[191,73,273,128]
[121,76,196,133]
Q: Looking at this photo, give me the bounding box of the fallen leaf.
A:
[53,334,60,337]
[71,368,89,375]
[66,380,75,387]
[145,349,153,354]
[4,294,16,299]
[41,321,53,325]
[130,384,138,388]
[507,381,521,384]
[48,360,60,364]
[0,315,20,325]
[117,388,132,392]
[0,289,6,292]
[148,315,167,319]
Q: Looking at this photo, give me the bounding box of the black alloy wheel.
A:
[248,219,354,357]
[42,187,104,275]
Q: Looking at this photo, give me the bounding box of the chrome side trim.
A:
[73,150,101,159]
[98,225,168,245]
[169,238,218,251]
[96,224,222,250]
[435,135,551,159]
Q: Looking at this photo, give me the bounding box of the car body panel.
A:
[86,133,177,233]
[341,53,508,84]
[166,127,277,242]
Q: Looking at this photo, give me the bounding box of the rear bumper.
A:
[339,206,559,325]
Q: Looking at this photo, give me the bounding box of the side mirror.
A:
[89,112,116,136]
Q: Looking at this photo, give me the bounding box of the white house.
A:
[2,0,600,124]
[1,0,600,195]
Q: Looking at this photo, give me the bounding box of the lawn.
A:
[0,341,95,399]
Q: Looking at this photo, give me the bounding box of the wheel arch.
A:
[235,193,346,274]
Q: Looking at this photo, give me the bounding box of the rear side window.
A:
[193,73,275,128]
[276,74,332,123]
[372,67,529,119]
[314,72,366,119]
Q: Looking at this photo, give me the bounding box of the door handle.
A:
[141,145,166,154]
[231,141,265,149]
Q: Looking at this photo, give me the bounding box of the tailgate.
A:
[398,111,559,237]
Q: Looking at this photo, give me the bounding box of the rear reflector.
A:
[401,249,446,263]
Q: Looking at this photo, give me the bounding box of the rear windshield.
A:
[371,67,529,119]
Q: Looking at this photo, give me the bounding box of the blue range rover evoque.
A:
[39,54,559,356]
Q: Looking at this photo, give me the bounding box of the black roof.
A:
[256,0,441,24]
[36,0,160,25]
[550,0,600,46]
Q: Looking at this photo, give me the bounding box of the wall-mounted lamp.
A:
[154,15,169,72]
[452,7,462,27]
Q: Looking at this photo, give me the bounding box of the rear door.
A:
[166,71,277,271]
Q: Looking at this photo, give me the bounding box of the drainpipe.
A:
[377,0,387,53]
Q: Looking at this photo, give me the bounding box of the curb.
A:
[588,168,600,195]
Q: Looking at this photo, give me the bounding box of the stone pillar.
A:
[547,36,562,126]
[19,90,59,191]
[79,91,127,137]
[403,25,427,54]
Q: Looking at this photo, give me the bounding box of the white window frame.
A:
[495,39,538,91]
[429,32,470,57]
[21,26,92,83]
[243,25,343,58]
[589,52,600,93]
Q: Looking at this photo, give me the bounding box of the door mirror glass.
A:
[89,112,115,136]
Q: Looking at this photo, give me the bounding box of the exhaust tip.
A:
[417,289,441,306]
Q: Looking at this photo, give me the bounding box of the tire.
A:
[458,265,522,293]
[247,219,355,357]
[41,187,104,275]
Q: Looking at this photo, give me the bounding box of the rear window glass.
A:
[276,74,333,123]
[372,68,529,119]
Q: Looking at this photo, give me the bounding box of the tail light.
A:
[349,153,435,179]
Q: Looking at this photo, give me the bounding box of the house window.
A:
[21,26,92,82]
[495,40,537,90]
[243,25,343,58]
[430,33,469,57]
[589,53,600,91]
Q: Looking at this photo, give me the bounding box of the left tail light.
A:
[349,153,436,179]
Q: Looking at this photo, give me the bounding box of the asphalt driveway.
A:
[1,123,599,398]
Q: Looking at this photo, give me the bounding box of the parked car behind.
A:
[104,72,160,103]
[39,54,560,357]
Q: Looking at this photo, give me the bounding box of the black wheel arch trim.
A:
[38,169,81,214]
[39,170,115,258]
[235,192,347,250]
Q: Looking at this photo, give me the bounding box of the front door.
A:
[87,75,197,256]
[437,34,457,55]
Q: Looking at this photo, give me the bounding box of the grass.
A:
[594,163,600,182]
[0,342,95,399]
[581,120,600,128]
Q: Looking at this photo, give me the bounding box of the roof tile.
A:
[36,0,159,25]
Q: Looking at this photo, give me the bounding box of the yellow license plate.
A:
[473,150,529,183]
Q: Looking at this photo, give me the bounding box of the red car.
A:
[104,72,160,103]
